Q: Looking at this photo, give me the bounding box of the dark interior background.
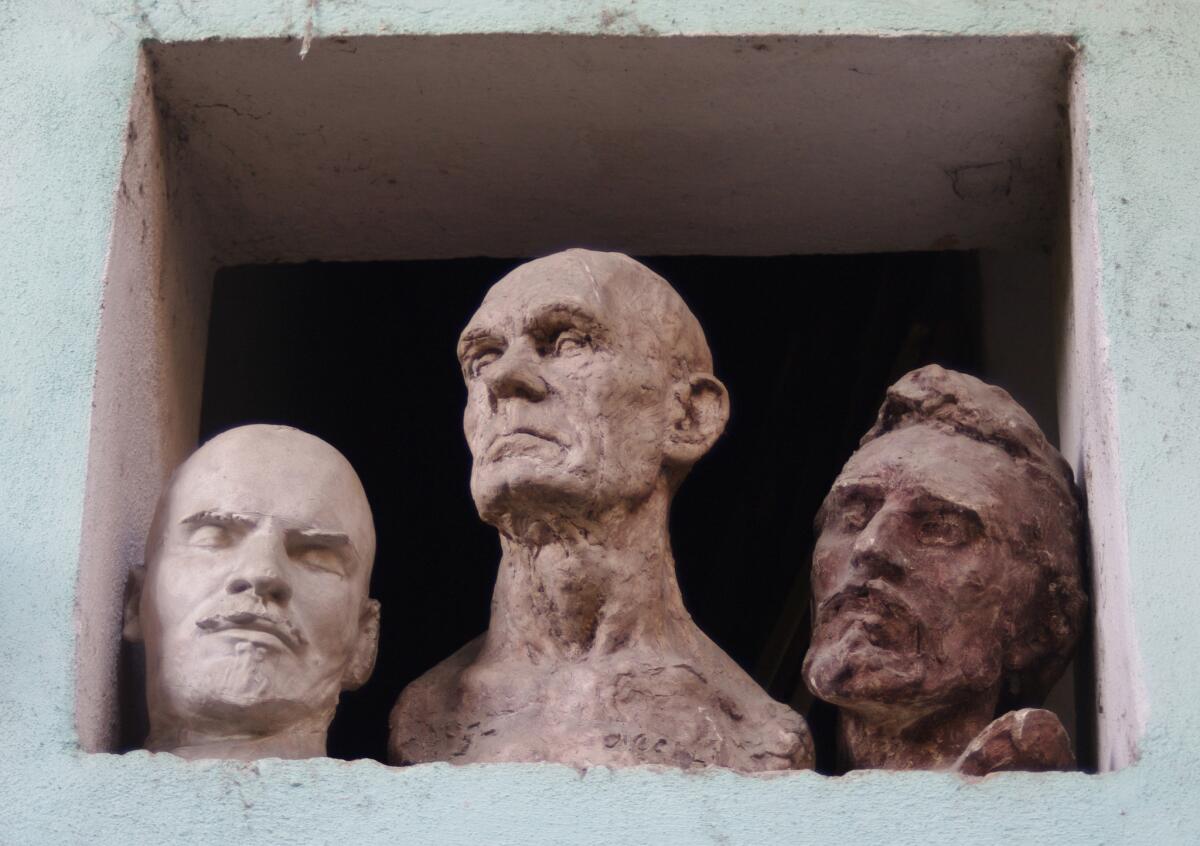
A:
[125,252,991,771]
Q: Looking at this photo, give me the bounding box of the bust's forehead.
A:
[472,253,608,325]
[163,427,371,540]
[839,426,1022,505]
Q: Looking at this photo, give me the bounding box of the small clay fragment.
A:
[955,708,1075,776]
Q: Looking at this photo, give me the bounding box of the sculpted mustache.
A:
[195,609,307,647]
[815,583,917,628]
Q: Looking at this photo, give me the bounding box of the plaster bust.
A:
[389,249,813,771]
[124,424,379,760]
[803,365,1086,773]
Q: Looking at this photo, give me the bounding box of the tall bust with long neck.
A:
[389,250,813,771]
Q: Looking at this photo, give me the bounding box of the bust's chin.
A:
[471,459,594,526]
[200,689,316,723]
[147,685,336,756]
[149,697,333,760]
[166,681,324,736]
[153,652,340,742]
[804,643,928,710]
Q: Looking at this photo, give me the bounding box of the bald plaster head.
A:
[804,366,1085,725]
[124,425,379,759]
[457,249,728,529]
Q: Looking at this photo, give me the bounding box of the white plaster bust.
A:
[388,249,814,771]
[124,424,379,760]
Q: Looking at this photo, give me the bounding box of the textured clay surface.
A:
[955,708,1075,776]
[803,365,1085,773]
[389,250,813,771]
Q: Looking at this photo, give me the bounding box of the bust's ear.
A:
[342,598,381,691]
[664,372,730,467]
[123,566,145,643]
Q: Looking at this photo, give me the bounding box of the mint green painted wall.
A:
[2,0,1198,841]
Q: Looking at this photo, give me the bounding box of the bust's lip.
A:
[491,426,563,446]
[196,611,300,651]
[485,427,566,460]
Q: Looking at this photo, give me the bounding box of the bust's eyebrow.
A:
[458,325,502,360]
[814,480,885,531]
[458,302,609,363]
[180,510,258,529]
[286,527,352,548]
[906,485,981,516]
[828,480,886,502]
[522,302,606,337]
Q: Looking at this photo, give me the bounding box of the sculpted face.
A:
[803,426,1037,715]
[128,426,378,746]
[458,251,715,524]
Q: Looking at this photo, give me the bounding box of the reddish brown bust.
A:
[803,365,1086,774]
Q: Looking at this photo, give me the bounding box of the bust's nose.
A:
[225,529,293,605]
[849,506,909,584]
[483,339,548,403]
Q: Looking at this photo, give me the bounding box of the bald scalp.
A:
[144,424,376,572]
[488,249,714,381]
[573,249,714,380]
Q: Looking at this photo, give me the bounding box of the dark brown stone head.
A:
[804,365,1086,720]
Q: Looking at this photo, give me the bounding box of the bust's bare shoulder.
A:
[388,635,484,764]
[690,630,815,770]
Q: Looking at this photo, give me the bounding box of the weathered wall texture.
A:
[74,53,216,753]
[1,0,1198,843]
[141,34,1070,263]
[1057,61,1146,773]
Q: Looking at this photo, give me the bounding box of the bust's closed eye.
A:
[285,532,351,577]
[288,544,346,576]
[188,524,233,549]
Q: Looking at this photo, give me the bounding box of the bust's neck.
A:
[838,692,999,770]
[482,482,693,662]
[148,713,330,761]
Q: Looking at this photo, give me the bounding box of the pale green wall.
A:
[2,0,1198,842]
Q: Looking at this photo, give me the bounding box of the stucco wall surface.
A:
[1,0,1198,843]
